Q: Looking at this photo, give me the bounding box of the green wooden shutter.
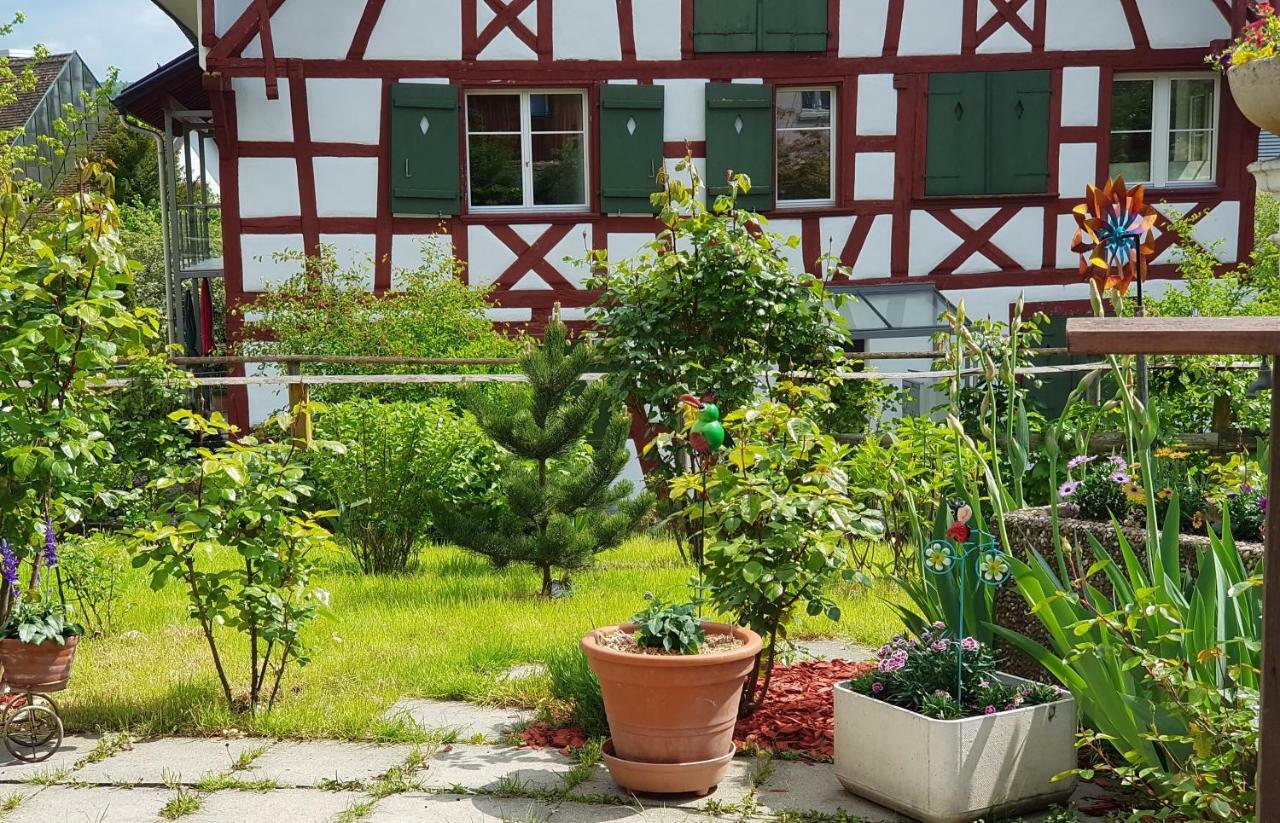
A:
[986,71,1052,195]
[599,85,665,215]
[693,0,759,52]
[705,82,773,211]
[925,73,987,197]
[760,0,828,51]
[390,83,460,216]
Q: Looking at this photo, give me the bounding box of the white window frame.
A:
[1110,72,1220,189]
[775,86,837,209]
[465,89,590,214]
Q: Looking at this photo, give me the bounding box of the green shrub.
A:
[310,399,501,574]
[546,645,608,739]
[58,533,131,636]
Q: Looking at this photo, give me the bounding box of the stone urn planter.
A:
[1228,57,1280,134]
[581,621,761,795]
[833,675,1077,823]
[0,636,79,691]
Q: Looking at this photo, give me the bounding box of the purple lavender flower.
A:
[0,541,18,596]
[42,521,57,569]
[984,705,997,715]
[878,650,908,673]
[961,637,979,652]
[1261,497,1268,514]
[1058,480,1081,499]
[1242,484,1255,494]
[1066,455,1095,470]
[871,682,884,694]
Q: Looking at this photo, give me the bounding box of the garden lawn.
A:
[64,535,903,740]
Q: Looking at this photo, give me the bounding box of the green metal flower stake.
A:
[921,504,1013,705]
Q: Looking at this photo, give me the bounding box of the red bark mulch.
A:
[733,659,872,761]
[517,658,872,761]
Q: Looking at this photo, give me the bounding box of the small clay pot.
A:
[600,738,734,796]
[581,622,761,768]
[0,636,79,691]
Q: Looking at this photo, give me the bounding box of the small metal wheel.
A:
[4,704,63,763]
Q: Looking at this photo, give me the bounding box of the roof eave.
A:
[150,0,199,44]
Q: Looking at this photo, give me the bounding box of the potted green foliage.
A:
[0,528,83,690]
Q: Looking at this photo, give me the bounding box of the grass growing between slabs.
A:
[63,534,903,740]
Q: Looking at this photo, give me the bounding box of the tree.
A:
[432,318,652,596]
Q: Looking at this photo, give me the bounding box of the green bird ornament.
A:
[682,394,726,454]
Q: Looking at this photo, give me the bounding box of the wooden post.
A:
[285,362,312,446]
[1065,317,1280,822]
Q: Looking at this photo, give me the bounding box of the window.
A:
[924,71,1051,197]
[466,91,587,211]
[1110,75,1218,188]
[776,88,835,205]
[693,0,828,53]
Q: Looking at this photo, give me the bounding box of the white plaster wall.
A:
[1137,0,1230,48]
[767,218,806,273]
[657,79,709,143]
[1056,213,1081,269]
[241,234,305,292]
[553,0,621,60]
[233,78,293,142]
[307,79,382,145]
[898,0,963,55]
[856,75,897,136]
[854,152,895,201]
[607,232,656,265]
[1060,67,1101,128]
[975,0,1035,53]
[851,215,892,279]
[244,0,367,59]
[238,157,301,218]
[214,0,252,36]
[817,215,856,274]
[1058,143,1098,195]
[1154,200,1241,264]
[558,307,588,322]
[632,0,682,60]
[989,207,1043,271]
[247,362,288,427]
[468,226,518,288]
[319,234,378,288]
[909,211,961,276]
[487,308,533,322]
[1045,0,1133,51]
[365,0,463,60]
[839,0,889,57]
[549,223,593,287]
[313,157,379,218]
[477,0,539,60]
[391,234,453,281]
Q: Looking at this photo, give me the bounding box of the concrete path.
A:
[0,700,1106,822]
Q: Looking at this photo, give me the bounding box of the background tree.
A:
[432,318,652,596]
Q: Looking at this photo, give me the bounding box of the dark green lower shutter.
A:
[599,85,665,215]
[705,82,773,211]
[390,83,460,216]
[986,71,1052,195]
[924,73,987,197]
[760,0,828,51]
[693,0,759,52]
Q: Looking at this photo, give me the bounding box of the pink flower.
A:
[984,705,997,715]
[961,637,979,652]
[871,682,884,694]
[878,650,908,673]
[931,639,949,652]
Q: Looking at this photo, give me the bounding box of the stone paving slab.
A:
[551,802,730,822]
[794,639,877,662]
[754,760,902,820]
[568,756,758,811]
[6,786,170,823]
[423,743,576,792]
[385,698,526,740]
[245,740,416,788]
[186,787,367,823]
[75,737,271,786]
[0,734,100,783]
[367,792,560,823]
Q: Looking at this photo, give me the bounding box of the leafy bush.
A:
[58,533,131,636]
[546,645,608,739]
[1058,454,1133,520]
[631,596,704,655]
[310,399,501,574]
[239,241,519,403]
[849,629,1063,720]
[135,410,337,712]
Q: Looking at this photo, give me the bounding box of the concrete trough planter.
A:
[833,676,1077,823]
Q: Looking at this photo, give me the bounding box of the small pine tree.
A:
[433,318,652,596]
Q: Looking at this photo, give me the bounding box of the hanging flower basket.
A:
[1230,56,1280,134]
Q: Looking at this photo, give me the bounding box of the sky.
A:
[0,0,191,84]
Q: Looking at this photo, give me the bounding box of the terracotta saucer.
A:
[600,738,736,797]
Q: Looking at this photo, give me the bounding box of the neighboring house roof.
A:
[150,0,198,43]
[0,52,76,133]
[114,49,208,131]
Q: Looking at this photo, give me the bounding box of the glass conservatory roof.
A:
[831,285,955,340]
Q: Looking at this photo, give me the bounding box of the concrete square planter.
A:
[833,676,1077,823]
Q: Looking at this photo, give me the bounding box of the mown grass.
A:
[64,534,903,740]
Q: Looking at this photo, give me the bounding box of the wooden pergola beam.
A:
[1067,316,1280,821]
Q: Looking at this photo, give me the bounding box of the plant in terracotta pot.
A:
[0,528,84,692]
[581,595,762,796]
[1212,2,1280,132]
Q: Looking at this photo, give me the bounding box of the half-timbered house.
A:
[126,0,1259,425]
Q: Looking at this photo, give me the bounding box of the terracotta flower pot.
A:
[0,636,79,691]
[1229,57,1280,134]
[581,622,761,766]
